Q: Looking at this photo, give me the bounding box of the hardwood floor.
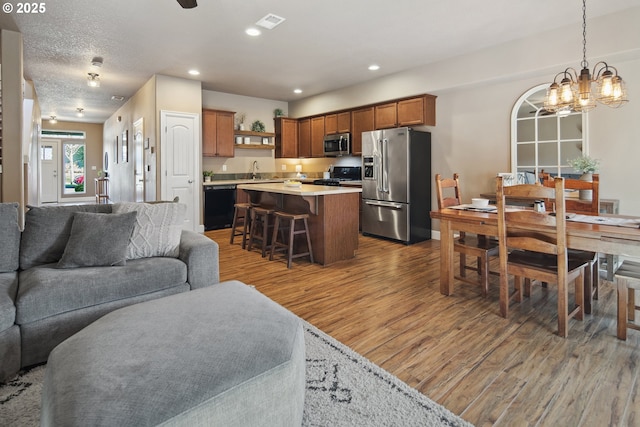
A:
[206,228,639,426]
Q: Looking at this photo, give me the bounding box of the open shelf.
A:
[235,144,275,150]
[235,130,275,138]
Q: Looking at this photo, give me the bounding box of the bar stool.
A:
[247,206,275,257]
[614,260,640,340]
[270,211,314,269]
[229,203,252,249]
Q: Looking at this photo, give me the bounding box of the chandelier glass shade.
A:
[544,0,628,114]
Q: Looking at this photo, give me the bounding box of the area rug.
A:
[0,321,472,427]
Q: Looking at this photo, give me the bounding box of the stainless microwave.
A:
[323,133,351,157]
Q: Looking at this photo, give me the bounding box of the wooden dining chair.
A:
[496,176,589,337]
[541,173,600,215]
[541,173,599,314]
[435,173,499,297]
[614,260,640,340]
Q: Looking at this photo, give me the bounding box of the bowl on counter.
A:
[471,198,490,208]
[284,180,302,188]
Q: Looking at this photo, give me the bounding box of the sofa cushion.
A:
[15,257,188,324]
[0,272,19,330]
[0,203,20,273]
[20,204,113,270]
[113,202,186,260]
[57,211,137,268]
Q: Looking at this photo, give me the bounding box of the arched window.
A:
[511,84,587,178]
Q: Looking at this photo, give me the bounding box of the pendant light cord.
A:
[581,0,588,69]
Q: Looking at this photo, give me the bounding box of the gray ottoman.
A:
[41,280,305,426]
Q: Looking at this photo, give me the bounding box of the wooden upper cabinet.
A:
[298,118,311,158]
[325,114,338,135]
[351,107,375,155]
[374,103,397,129]
[274,117,298,158]
[397,95,436,126]
[336,111,351,133]
[310,116,325,157]
[202,109,234,157]
[325,112,351,135]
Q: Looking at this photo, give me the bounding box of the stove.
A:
[312,166,361,186]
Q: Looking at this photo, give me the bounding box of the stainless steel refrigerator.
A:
[361,127,431,243]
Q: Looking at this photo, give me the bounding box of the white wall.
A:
[290,7,640,218]
[202,90,287,177]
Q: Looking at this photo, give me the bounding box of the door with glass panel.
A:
[40,140,60,203]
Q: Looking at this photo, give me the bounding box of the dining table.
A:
[430,206,640,316]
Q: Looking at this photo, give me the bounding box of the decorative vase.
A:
[204,176,211,183]
[579,172,593,200]
[238,123,245,131]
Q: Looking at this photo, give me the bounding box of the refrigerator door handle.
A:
[374,139,383,192]
[382,138,389,193]
[364,200,404,210]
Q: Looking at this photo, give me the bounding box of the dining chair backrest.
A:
[541,173,599,215]
[496,175,568,265]
[435,173,463,209]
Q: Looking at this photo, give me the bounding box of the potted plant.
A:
[236,113,246,131]
[273,108,285,117]
[203,170,214,183]
[567,155,599,200]
[251,120,266,132]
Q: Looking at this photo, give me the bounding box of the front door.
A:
[160,111,200,231]
[40,139,60,203]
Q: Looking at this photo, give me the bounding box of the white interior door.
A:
[40,139,60,203]
[133,118,144,202]
[160,111,200,231]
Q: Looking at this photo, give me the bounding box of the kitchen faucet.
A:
[251,160,259,180]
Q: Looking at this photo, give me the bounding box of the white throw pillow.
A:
[113,202,186,260]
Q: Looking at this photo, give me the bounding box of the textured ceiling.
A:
[8,0,640,123]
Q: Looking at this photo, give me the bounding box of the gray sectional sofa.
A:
[0,202,220,383]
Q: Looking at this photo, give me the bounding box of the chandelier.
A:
[544,0,628,114]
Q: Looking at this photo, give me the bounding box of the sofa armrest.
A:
[178,230,220,289]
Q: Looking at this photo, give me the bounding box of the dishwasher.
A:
[204,184,236,230]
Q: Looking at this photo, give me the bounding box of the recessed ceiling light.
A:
[188,69,200,76]
[91,57,103,68]
[368,64,380,71]
[293,88,302,94]
[246,28,261,36]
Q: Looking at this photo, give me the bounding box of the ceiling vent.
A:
[256,13,285,30]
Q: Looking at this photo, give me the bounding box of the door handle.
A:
[188,180,194,183]
[365,200,403,209]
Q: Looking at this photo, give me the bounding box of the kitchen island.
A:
[237,183,362,265]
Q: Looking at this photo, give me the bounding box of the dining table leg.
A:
[440,218,454,295]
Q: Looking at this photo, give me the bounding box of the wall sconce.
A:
[87,72,101,87]
[76,108,84,118]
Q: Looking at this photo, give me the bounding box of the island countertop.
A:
[237,182,362,196]
[237,182,361,266]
